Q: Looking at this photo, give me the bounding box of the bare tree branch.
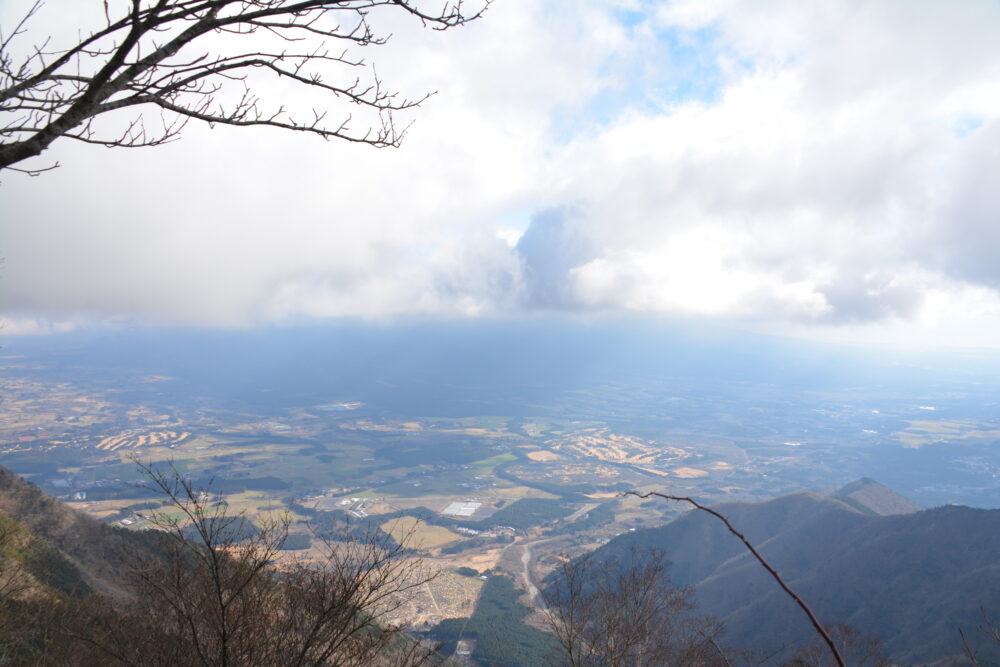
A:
[624,490,847,667]
[60,459,443,666]
[542,545,727,667]
[0,0,490,171]
[960,606,1000,667]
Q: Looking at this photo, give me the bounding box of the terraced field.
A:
[96,429,190,450]
[547,427,690,469]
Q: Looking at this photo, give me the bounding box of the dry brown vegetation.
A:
[379,517,461,550]
[671,467,710,479]
[548,428,690,470]
[526,450,561,462]
[95,430,190,451]
[383,569,484,628]
[543,547,726,667]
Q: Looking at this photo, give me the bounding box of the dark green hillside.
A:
[467,498,573,531]
[590,481,1000,663]
[432,574,559,665]
[312,498,576,538]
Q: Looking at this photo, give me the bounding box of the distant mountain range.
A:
[589,479,1000,663]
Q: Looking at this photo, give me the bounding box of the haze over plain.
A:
[3,0,1000,513]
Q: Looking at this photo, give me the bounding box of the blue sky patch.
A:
[551,15,728,146]
[953,114,984,138]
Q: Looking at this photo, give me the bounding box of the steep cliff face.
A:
[590,482,1000,663]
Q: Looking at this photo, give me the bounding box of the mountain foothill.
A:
[2,465,999,664]
[589,478,1000,663]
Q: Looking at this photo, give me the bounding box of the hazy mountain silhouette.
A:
[833,477,923,516]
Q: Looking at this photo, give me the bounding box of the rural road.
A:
[516,537,559,612]
[563,503,599,523]
[498,503,601,613]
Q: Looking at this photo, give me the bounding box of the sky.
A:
[4,0,1000,349]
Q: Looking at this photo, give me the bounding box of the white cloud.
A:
[4,0,1000,347]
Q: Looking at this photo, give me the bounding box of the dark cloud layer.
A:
[515,208,595,309]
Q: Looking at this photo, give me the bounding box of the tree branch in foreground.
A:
[624,490,846,667]
[65,459,442,666]
[0,0,490,171]
[542,544,726,666]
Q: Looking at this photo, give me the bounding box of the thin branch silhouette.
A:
[1,0,490,171]
[624,490,846,667]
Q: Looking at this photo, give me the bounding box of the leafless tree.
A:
[0,519,36,664]
[961,607,1000,667]
[68,462,441,667]
[0,516,101,666]
[0,0,488,174]
[783,623,889,667]
[542,546,726,667]
[625,491,847,667]
[0,519,34,603]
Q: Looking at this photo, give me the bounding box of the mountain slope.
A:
[0,466,160,601]
[0,510,92,599]
[593,483,1000,663]
[833,477,923,516]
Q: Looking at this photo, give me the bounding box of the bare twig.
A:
[624,490,846,667]
[0,0,491,171]
[960,628,982,667]
[542,545,727,666]
[960,606,1000,667]
[65,458,441,666]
